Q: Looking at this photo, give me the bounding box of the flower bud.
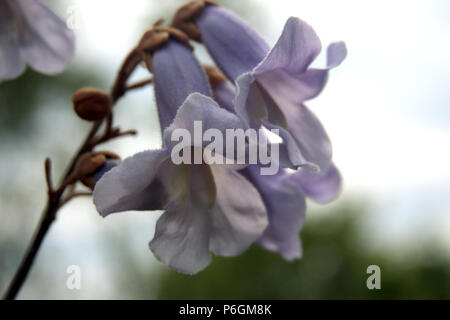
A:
[75,151,121,189]
[72,87,112,121]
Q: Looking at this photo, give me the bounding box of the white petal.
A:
[150,164,216,274]
[163,92,245,159]
[150,199,212,275]
[208,164,268,256]
[93,149,170,216]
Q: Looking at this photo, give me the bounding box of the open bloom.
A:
[93,34,268,274]
[0,0,75,81]
[173,2,346,172]
[207,66,342,259]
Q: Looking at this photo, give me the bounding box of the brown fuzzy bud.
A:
[72,87,112,121]
[171,0,218,42]
[203,65,227,87]
[74,151,120,189]
[137,25,193,72]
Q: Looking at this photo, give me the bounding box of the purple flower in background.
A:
[173,3,346,172]
[207,66,342,259]
[0,0,75,81]
[93,36,268,274]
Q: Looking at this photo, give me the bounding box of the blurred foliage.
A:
[0,69,103,136]
[155,203,450,299]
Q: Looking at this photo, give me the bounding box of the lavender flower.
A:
[173,2,346,172]
[93,35,268,274]
[207,66,342,259]
[242,165,341,260]
[0,0,75,81]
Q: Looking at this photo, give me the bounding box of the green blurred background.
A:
[1,0,450,299]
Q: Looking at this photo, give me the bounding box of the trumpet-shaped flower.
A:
[208,66,342,259]
[174,3,346,172]
[93,38,268,274]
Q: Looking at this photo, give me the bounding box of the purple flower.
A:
[241,165,341,260]
[174,3,346,172]
[93,37,268,274]
[208,67,342,259]
[0,0,75,81]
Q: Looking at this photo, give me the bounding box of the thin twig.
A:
[44,158,54,194]
[126,78,153,91]
[115,129,138,137]
[3,45,146,300]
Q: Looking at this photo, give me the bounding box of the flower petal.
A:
[196,5,270,80]
[150,199,212,274]
[291,163,342,203]
[240,166,305,261]
[234,72,266,128]
[212,81,235,112]
[257,68,327,105]
[0,2,25,81]
[208,164,268,256]
[153,40,211,130]
[235,73,327,171]
[257,41,347,103]
[93,149,170,216]
[258,233,303,261]
[262,120,318,171]
[163,92,246,159]
[326,41,347,69]
[149,163,216,274]
[274,102,332,172]
[92,159,121,182]
[9,0,75,74]
[254,17,322,77]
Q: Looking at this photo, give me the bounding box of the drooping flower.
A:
[206,66,342,259]
[0,0,75,81]
[93,29,268,274]
[173,2,346,172]
[241,164,342,260]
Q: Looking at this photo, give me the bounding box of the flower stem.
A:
[3,47,144,299]
[3,194,59,299]
[3,122,101,300]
